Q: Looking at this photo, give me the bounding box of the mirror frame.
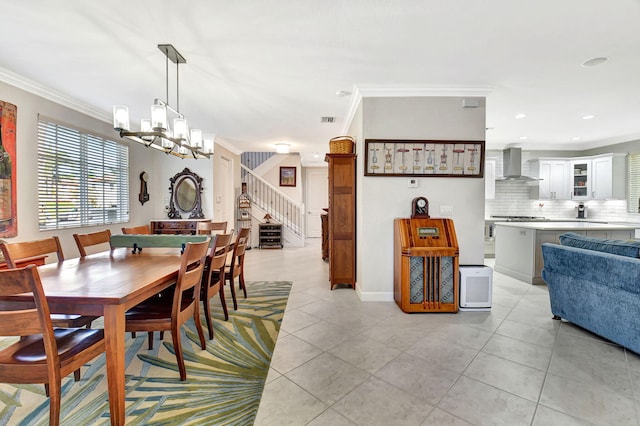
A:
[167,167,204,219]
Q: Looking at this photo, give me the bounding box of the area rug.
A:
[0,280,292,426]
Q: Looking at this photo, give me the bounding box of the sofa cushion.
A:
[558,232,640,258]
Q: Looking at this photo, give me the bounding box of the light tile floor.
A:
[247,239,640,426]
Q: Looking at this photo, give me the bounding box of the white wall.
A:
[353,96,486,301]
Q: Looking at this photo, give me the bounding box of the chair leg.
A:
[193,308,206,350]
[48,380,62,426]
[218,285,229,321]
[172,327,187,381]
[147,331,154,350]
[229,277,238,311]
[73,369,81,381]
[85,321,93,329]
[239,271,247,299]
[203,293,214,340]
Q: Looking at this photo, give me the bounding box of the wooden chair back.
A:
[200,233,233,338]
[175,239,210,313]
[197,221,228,235]
[0,236,64,268]
[0,265,105,425]
[230,227,250,272]
[121,225,151,234]
[73,229,113,257]
[0,265,53,342]
[209,233,233,274]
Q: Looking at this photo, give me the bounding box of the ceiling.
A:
[1,1,640,166]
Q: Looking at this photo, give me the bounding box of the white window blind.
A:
[628,154,640,213]
[38,119,129,230]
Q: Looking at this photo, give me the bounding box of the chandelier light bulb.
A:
[190,129,203,149]
[203,135,215,154]
[151,104,167,129]
[112,105,130,131]
[140,119,152,132]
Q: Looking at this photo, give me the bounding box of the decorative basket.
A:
[329,136,355,154]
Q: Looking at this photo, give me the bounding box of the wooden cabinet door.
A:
[325,153,356,289]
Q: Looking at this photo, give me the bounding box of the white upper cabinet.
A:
[570,159,591,200]
[530,153,625,201]
[530,159,569,200]
[591,153,626,200]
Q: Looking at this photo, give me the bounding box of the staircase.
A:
[240,164,304,247]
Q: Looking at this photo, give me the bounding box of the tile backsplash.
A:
[485,150,640,223]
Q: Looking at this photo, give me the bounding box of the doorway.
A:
[304,167,328,238]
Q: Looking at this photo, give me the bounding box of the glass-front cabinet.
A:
[570,160,591,200]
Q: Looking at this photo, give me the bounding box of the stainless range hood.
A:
[496,147,541,181]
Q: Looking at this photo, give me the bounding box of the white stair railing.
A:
[240,164,303,237]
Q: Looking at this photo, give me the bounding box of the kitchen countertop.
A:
[494,221,638,231]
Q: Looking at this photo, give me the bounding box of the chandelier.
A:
[112,44,214,159]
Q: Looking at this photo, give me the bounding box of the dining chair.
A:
[197,221,228,235]
[0,237,97,329]
[121,224,151,234]
[124,239,209,381]
[0,265,105,426]
[219,227,250,311]
[73,229,113,257]
[201,233,233,337]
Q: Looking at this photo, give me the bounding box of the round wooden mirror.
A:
[168,168,204,219]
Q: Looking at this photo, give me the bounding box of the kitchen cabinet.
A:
[591,154,626,200]
[530,159,569,200]
[570,160,590,200]
[495,222,637,284]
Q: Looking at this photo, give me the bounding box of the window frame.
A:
[37,117,129,230]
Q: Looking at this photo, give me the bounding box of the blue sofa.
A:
[541,232,640,354]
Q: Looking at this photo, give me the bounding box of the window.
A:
[628,154,640,213]
[38,118,129,230]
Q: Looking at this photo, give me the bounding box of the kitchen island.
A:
[494,221,638,284]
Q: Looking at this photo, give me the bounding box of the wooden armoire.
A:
[325,153,356,289]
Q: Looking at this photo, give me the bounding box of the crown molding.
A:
[0,66,111,123]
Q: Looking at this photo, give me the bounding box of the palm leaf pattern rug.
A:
[0,280,291,426]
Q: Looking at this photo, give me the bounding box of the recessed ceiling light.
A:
[515,113,526,119]
[519,136,528,140]
[572,137,581,141]
[335,90,352,97]
[582,115,595,120]
[275,143,291,154]
[582,57,608,67]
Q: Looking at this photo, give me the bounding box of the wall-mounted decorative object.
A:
[0,101,17,237]
[167,168,204,219]
[364,139,484,178]
[138,171,150,205]
[279,166,296,187]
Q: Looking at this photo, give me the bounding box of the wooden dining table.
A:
[21,247,184,425]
